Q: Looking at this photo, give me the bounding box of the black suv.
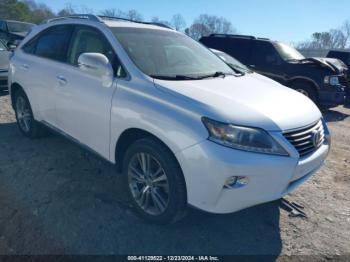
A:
[0,19,35,44]
[327,50,350,103]
[200,34,347,108]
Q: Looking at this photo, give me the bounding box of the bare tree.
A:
[126,9,143,21]
[100,9,143,21]
[57,3,75,16]
[298,19,350,50]
[171,13,186,31]
[100,8,124,17]
[186,14,236,40]
[151,17,171,27]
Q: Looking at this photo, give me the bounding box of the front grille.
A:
[283,120,325,157]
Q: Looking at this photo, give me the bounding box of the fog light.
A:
[224,176,249,189]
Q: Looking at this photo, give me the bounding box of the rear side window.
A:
[23,25,73,62]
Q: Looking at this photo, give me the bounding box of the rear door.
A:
[16,25,74,124]
[54,25,125,158]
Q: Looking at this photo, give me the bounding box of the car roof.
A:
[203,34,271,41]
[42,14,173,32]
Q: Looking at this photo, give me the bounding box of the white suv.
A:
[9,15,330,224]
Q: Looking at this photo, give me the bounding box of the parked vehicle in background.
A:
[0,20,35,44]
[0,40,10,91]
[210,48,252,74]
[327,50,350,67]
[200,34,347,108]
[9,15,330,224]
[327,50,350,103]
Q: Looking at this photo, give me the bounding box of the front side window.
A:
[111,27,233,79]
[68,26,125,77]
[27,25,73,62]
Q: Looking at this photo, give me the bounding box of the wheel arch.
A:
[287,77,320,92]
[114,128,182,174]
[10,82,25,109]
[287,77,320,100]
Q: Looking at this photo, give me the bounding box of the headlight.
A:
[324,76,340,86]
[202,117,289,156]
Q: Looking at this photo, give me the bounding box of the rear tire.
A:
[290,82,318,104]
[122,138,187,224]
[14,89,47,138]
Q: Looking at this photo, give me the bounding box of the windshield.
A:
[7,21,34,34]
[111,27,233,79]
[211,49,252,73]
[274,42,305,61]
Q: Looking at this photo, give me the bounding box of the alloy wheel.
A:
[128,152,170,215]
[16,96,32,133]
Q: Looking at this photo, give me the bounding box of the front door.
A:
[54,25,125,159]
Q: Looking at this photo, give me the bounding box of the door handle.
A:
[21,64,29,70]
[56,75,67,86]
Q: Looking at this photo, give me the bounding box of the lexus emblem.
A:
[311,130,321,147]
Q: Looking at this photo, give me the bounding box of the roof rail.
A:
[42,14,173,30]
[257,37,270,41]
[209,34,256,39]
[98,15,173,29]
[43,14,102,24]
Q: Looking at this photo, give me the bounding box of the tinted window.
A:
[200,37,253,65]
[68,26,125,77]
[0,41,6,51]
[34,25,73,62]
[7,21,33,34]
[328,51,350,65]
[0,21,7,32]
[251,41,280,67]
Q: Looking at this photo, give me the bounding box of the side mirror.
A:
[78,53,114,87]
[7,40,21,51]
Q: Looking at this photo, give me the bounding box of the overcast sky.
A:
[40,0,350,44]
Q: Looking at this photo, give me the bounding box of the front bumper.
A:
[0,71,8,91]
[176,136,330,214]
[319,88,346,107]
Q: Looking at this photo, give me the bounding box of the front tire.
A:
[14,89,46,138]
[122,138,187,224]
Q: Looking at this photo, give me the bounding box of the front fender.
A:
[109,80,208,163]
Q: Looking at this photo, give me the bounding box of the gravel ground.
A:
[0,91,349,259]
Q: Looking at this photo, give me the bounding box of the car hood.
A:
[154,73,321,131]
[301,57,348,73]
[0,51,10,71]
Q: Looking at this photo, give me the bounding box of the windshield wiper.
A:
[150,72,234,81]
[197,71,230,79]
[150,74,200,80]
